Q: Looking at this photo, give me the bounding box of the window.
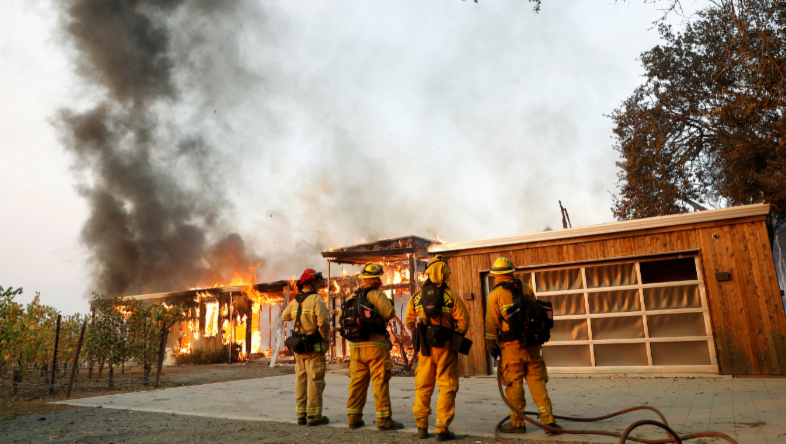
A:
[486,254,717,372]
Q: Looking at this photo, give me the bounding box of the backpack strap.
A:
[292,293,311,334]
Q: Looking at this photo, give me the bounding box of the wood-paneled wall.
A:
[443,217,786,376]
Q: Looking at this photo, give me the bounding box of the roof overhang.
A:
[321,235,434,265]
[429,204,771,254]
[93,281,292,306]
[321,247,430,264]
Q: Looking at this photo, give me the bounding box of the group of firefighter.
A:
[281,255,562,441]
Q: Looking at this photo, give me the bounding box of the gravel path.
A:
[0,407,582,444]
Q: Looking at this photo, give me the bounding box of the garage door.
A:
[485,255,718,374]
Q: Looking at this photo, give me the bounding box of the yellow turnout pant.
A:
[295,352,326,421]
[500,345,555,426]
[346,345,393,427]
[413,346,459,434]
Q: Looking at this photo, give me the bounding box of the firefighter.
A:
[281,269,330,426]
[342,263,405,431]
[405,255,469,441]
[484,257,562,435]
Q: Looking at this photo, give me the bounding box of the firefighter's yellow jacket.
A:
[282,291,330,353]
[484,275,536,348]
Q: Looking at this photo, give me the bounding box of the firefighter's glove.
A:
[485,339,497,351]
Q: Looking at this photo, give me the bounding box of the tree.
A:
[611,0,786,226]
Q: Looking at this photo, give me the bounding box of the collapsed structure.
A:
[322,235,433,362]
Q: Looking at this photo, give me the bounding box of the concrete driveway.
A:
[56,373,786,443]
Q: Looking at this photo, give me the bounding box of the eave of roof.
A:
[321,247,430,264]
[428,203,770,254]
[94,281,291,305]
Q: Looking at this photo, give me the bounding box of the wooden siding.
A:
[444,219,786,376]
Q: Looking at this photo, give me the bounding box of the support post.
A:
[228,292,233,364]
[270,284,291,368]
[409,254,416,299]
[413,253,420,292]
[66,321,87,398]
[327,259,333,363]
[155,322,168,387]
[50,314,61,396]
[246,305,252,357]
[268,304,272,352]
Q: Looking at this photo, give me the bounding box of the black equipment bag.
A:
[339,288,386,342]
[426,324,454,347]
[284,293,325,354]
[414,323,430,357]
[496,280,554,348]
[420,280,445,318]
[449,333,473,355]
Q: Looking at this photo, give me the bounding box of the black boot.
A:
[500,422,526,434]
[417,427,429,439]
[297,417,307,426]
[377,419,405,431]
[544,422,563,435]
[348,419,365,429]
[307,416,330,426]
[436,431,456,441]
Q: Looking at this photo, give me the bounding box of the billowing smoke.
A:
[55,1,262,296]
[53,1,634,297]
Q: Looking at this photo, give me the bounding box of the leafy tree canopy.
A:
[611,0,786,226]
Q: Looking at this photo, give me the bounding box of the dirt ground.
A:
[0,361,295,420]
[0,362,581,444]
[0,407,581,444]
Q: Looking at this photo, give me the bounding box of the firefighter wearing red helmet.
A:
[281,269,330,426]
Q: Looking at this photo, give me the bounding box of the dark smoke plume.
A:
[55,0,260,296]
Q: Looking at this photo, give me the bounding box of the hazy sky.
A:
[0,0,692,314]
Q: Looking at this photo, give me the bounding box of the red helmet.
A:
[297,269,321,290]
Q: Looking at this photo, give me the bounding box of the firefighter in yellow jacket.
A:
[281,269,330,426]
[405,255,469,441]
[485,257,562,435]
[340,263,405,431]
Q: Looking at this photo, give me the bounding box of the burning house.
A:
[102,235,438,367]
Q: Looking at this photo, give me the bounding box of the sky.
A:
[0,0,696,315]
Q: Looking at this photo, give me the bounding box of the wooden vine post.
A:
[155,321,168,387]
[50,314,62,396]
[66,321,87,398]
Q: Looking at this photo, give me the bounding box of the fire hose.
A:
[492,358,739,444]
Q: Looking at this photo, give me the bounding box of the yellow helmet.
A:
[359,263,384,279]
[427,254,447,268]
[490,257,515,275]
[425,254,451,284]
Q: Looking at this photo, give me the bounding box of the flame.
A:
[175,261,300,362]
[114,305,132,318]
[204,301,219,337]
[436,234,446,244]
